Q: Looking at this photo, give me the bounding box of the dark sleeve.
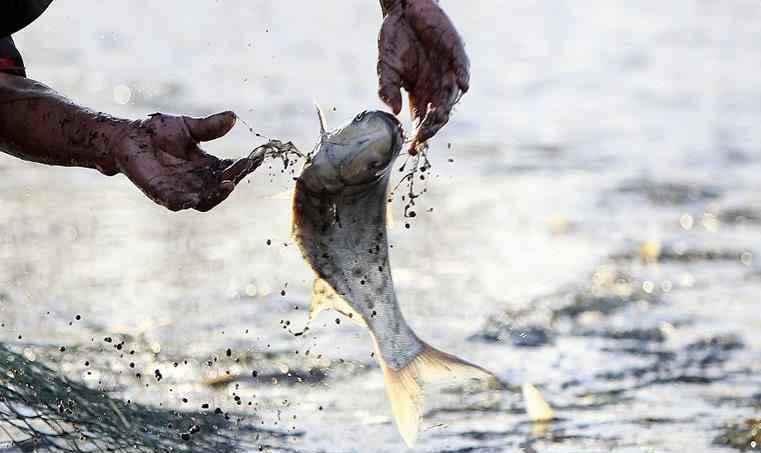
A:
[0,36,26,77]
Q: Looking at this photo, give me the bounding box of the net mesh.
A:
[0,343,245,452]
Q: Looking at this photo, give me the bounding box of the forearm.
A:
[0,73,129,175]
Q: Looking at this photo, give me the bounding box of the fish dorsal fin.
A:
[314,102,328,140]
[310,278,366,326]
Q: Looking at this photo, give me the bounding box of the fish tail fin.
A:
[377,341,499,447]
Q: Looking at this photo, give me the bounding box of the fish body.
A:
[292,110,496,446]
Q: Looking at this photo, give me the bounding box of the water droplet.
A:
[113,84,132,105]
[642,281,655,294]
[679,213,694,230]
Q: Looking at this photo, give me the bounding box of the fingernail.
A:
[209,111,237,130]
[223,111,237,128]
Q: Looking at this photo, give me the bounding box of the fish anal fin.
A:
[310,278,366,326]
[375,339,500,447]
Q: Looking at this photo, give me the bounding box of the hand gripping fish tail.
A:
[375,336,499,447]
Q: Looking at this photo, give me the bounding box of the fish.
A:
[292,108,498,447]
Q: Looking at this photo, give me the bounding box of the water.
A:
[2,1,761,452]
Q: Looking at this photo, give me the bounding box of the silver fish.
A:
[292,109,497,447]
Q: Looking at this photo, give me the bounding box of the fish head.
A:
[300,110,404,193]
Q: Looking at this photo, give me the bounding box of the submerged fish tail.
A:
[372,334,499,447]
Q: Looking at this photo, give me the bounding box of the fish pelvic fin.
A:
[310,278,366,326]
[376,340,500,448]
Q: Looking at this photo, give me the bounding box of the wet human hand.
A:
[113,111,262,212]
[0,75,261,210]
[378,0,469,152]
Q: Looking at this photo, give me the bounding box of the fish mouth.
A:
[298,110,404,194]
[373,111,404,151]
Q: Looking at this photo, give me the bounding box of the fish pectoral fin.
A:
[310,278,366,326]
[386,200,396,229]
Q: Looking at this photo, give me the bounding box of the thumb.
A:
[453,50,471,93]
[184,111,237,142]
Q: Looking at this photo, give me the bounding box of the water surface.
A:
[2,2,761,452]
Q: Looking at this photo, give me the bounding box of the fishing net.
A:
[0,118,434,453]
[0,343,242,452]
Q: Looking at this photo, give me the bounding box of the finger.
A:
[195,181,235,212]
[378,62,403,115]
[184,111,237,142]
[405,0,470,92]
[217,158,236,171]
[248,147,267,166]
[413,73,459,144]
[409,89,431,126]
[452,44,471,92]
[438,12,470,92]
[408,70,436,125]
[415,105,449,145]
[221,156,263,184]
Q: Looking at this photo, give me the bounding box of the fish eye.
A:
[353,111,368,123]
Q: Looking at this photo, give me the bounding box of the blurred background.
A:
[1,1,761,452]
